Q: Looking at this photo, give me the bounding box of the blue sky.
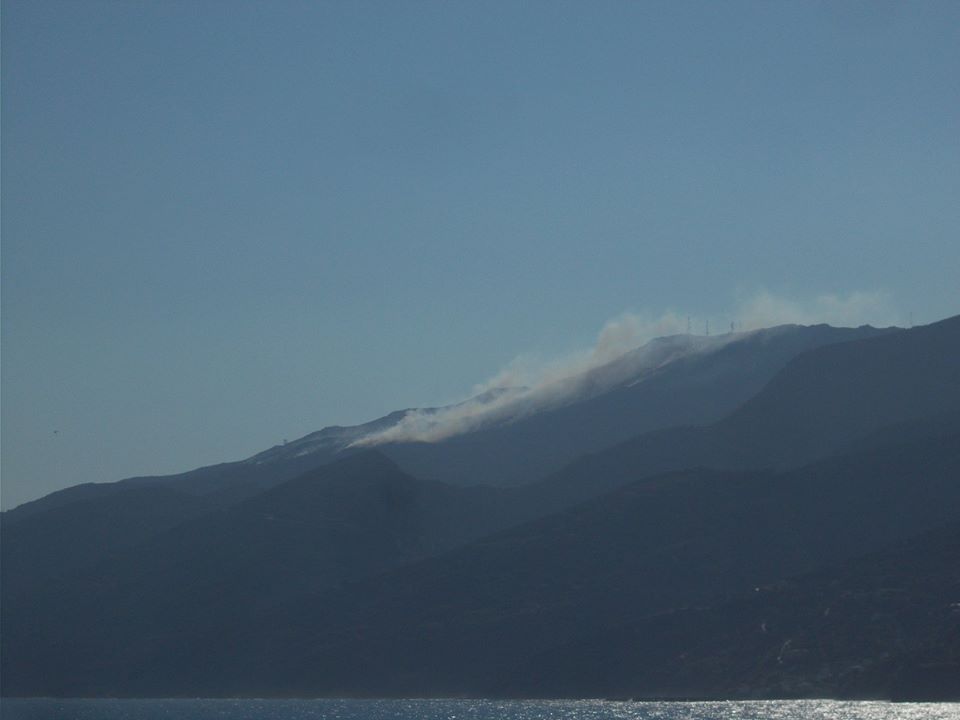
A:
[3,1,959,508]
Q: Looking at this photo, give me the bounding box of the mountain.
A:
[0,452,526,697]
[2,315,958,699]
[10,323,893,517]
[358,324,896,487]
[1,484,218,601]
[5,415,958,698]
[505,522,960,701]
[531,314,960,510]
[203,422,957,699]
[1,323,889,605]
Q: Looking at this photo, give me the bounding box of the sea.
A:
[1,699,958,720]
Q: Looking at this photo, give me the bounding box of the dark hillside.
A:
[220,426,960,699]
[1,485,216,599]
[503,522,960,701]
[535,315,960,509]
[7,421,955,697]
[1,452,520,697]
[3,317,957,698]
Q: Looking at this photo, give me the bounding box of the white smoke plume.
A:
[352,289,900,447]
[353,310,712,447]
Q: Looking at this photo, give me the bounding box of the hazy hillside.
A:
[533,315,960,510]
[1,452,525,697]
[5,323,892,518]
[5,417,958,697]
[207,425,959,699]
[497,521,960,701]
[2,316,958,699]
[2,323,889,611]
[372,324,895,486]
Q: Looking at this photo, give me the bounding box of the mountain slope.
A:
[7,417,957,697]
[233,423,960,699]
[0,323,891,610]
[1,452,523,697]
[505,522,960,701]
[7,323,892,518]
[533,314,960,510]
[1,484,216,601]
[3,316,958,698]
[377,324,894,486]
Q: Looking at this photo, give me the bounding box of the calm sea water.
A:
[2,699,958,720]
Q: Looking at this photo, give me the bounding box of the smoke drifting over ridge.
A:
[735,289,900,330]
[353,290,900,447]
[354,311,712,446]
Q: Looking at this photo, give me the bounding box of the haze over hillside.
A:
[7,0,959,518]
[5,1,959,706]
[4,314,958,699]
[6,321,892,513]
[1,297,907,511]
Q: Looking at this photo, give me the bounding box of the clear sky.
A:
[3,1,959,509]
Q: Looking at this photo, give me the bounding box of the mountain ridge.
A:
[2,315,958,699]
[3,322,896,517]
